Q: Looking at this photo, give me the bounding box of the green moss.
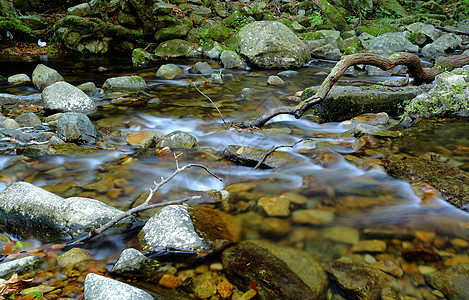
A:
[209,24,231,42]
[0,16,34,41]
[358,24,396,36]
[318,0,347,31]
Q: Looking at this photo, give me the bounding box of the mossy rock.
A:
[209,24,231,42]
[314,0,347,31]
[154,17,193,41]
[357,24,397,37]
[155,39,193,58]
[52,143,104,156]
[381,0,408,18]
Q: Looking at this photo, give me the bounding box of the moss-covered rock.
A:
[154,17,193,41]
[208,24,231,42]
[313,0,347,31]
[154,39,193,58]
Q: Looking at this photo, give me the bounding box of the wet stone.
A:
[321,226,360,244]
[56,112,103,144]
[125,131,162,149]
[327,257,396,300]
[352,112,389,125]
[15,112,41,127]
[57,248,91,267]
[352,240,387,253]
[267,75,285,85]
[102,76,147,92]
[224,145,294,169]
[159,273,182,289]
[32,64,64,90]
[156,64,184,80]
[189,62,215,75]
[292,209,335,225]
[42,81,96,114]
[0,256,43,279]
[373,260,404,278]
[8,73,31,86]
[138,205,241,259]
[156,131,198,150]
[84,273,154,300]
[258,196,290,216]
[112,248,175,280]
[222,240,328,299]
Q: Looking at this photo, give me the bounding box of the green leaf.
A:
[29,292,43,298]
[15,241,23,248]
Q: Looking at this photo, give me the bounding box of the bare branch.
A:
[77,162,222,243]
[253,138,314,170]
[191,81,230,130]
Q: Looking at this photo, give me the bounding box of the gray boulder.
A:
[0,256,42,279]
[222,240,328,299]
[102,76,147,92]
[18,15,48,30]
[32,64,64,90]
[236,21,311,69]
[155,64,184,80]
[220,50,247,69]
[203,42,223,60]
[311,44,343,60]
[112,248,176,279]
[0,182,135,240]
[421,33,462,57]
[189,62,215,75]
[15,112,41,127]
[156,131,198,150]
[0,93,42,107]
[67,2,92,17]
[56,112,103,144]
[42,81,96,114]
[366,32,419,57]
[84,273,153,300]
[138,205,241,258]
[8,73,31,86]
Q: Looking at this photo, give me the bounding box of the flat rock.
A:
[42,81,96,114]
[189,62,215,75]
[112,248,175,280]
[0,256,42,279]
[155,131,198,150]
[222,240,328,299]
[8,73,31,86]
[102,76,147,92]
[0,182,135,241]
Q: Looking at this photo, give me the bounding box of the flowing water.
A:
[1,55,469,298]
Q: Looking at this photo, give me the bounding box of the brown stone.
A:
[217,281,233,298]
[159,274,183,289]
[352,240,387,253]
[257,197,290,216]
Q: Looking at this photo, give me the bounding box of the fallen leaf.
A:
[237,147,244,154]
[3,240,12,255]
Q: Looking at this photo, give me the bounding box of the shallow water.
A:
[1,55,469,298]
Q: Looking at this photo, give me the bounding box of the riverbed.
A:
[1,54,469,299]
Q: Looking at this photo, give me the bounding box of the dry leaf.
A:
[3,240,12,255]
[237,147,244,154]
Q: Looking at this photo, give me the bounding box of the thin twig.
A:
[78,162,221,243]
[338,73,410,87]
[191,81,229,130]
[253,138,314,170]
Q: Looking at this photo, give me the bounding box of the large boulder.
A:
[366,32,419,57]
[421,33,462,57]
[42,81,96,114]
[154,39,193,58]
[32,64,64,90]
[56,112,103,144]
[0,182,135,241]
[236,21,311,69]
[222,240,328,299]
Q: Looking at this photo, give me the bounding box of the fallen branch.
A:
[253,138,314,170]
[191,81,230,130]
[238,52,469,129]
[77,159,221,243]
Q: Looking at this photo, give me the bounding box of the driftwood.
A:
[239,52,469,129]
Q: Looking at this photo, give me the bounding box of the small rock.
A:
[159,274,183,289]
[280,192,307,205]
[57,248,91,267]
[224,145,294,169]
[156,131,198,150]
[217,281,234,298]
[15,113,41,127]
[424,263,469,300]
[193,280,217,299]
[156,64,184,80]
[258,196,290,216]
[352,240,387,253]
[84,273,153,300]
[220,50,247,69]
[267,75,284,85]
[126,131,161,149]
[8,73,31,86]
[292,209,334,225]
[210,73,224,84]
[418,265,437,275]
[102,76,147,92]
[352,112,389,125]
[373,260,403,278]
[189,62,215,74]
[321,226,359,244]
[2,118,19,129]
[277,70,299,77]
[32,64,64,90]
[259,217,291,235]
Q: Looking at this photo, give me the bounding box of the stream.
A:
[1,55,469,298]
